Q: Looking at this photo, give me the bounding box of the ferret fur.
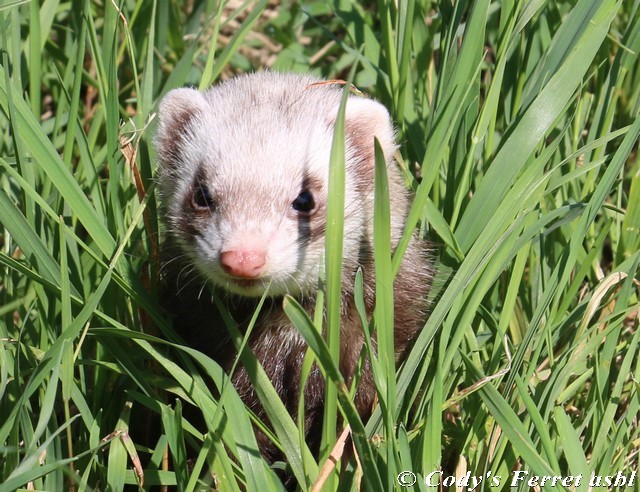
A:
[155,71,432,463]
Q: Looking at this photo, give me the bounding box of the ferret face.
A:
[155,72,403,298]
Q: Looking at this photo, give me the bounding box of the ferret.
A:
[154,71,432,465]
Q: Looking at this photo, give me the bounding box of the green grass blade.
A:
[0,66,116,258]
[320,76,350,480]
[283,296,384,492]
[373,138,398,488]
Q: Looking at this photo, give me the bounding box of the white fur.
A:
[156,72,407,298]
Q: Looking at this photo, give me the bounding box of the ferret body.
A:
[155,72,431,462]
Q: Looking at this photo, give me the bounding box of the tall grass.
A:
[1,0,639,490]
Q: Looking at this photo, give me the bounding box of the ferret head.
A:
[155,72,408,298]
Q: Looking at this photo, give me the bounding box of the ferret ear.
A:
[344,96,398,168]
[155,88,208,164]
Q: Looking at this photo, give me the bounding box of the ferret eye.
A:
[192,185,215,210]
[292,190,315,213]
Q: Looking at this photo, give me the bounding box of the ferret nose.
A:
[220,250,266,278]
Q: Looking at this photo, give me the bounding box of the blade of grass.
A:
[284,296,384,492]
[373,138,398,488]
[320,72,350,483]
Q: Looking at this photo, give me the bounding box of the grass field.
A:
[1,0,639,490]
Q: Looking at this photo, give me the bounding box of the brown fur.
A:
[161,232,431,463]
[155,72,433,467]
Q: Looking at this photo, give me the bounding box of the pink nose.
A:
[219,250,266,278]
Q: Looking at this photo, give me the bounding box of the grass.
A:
[1,0,639,490]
